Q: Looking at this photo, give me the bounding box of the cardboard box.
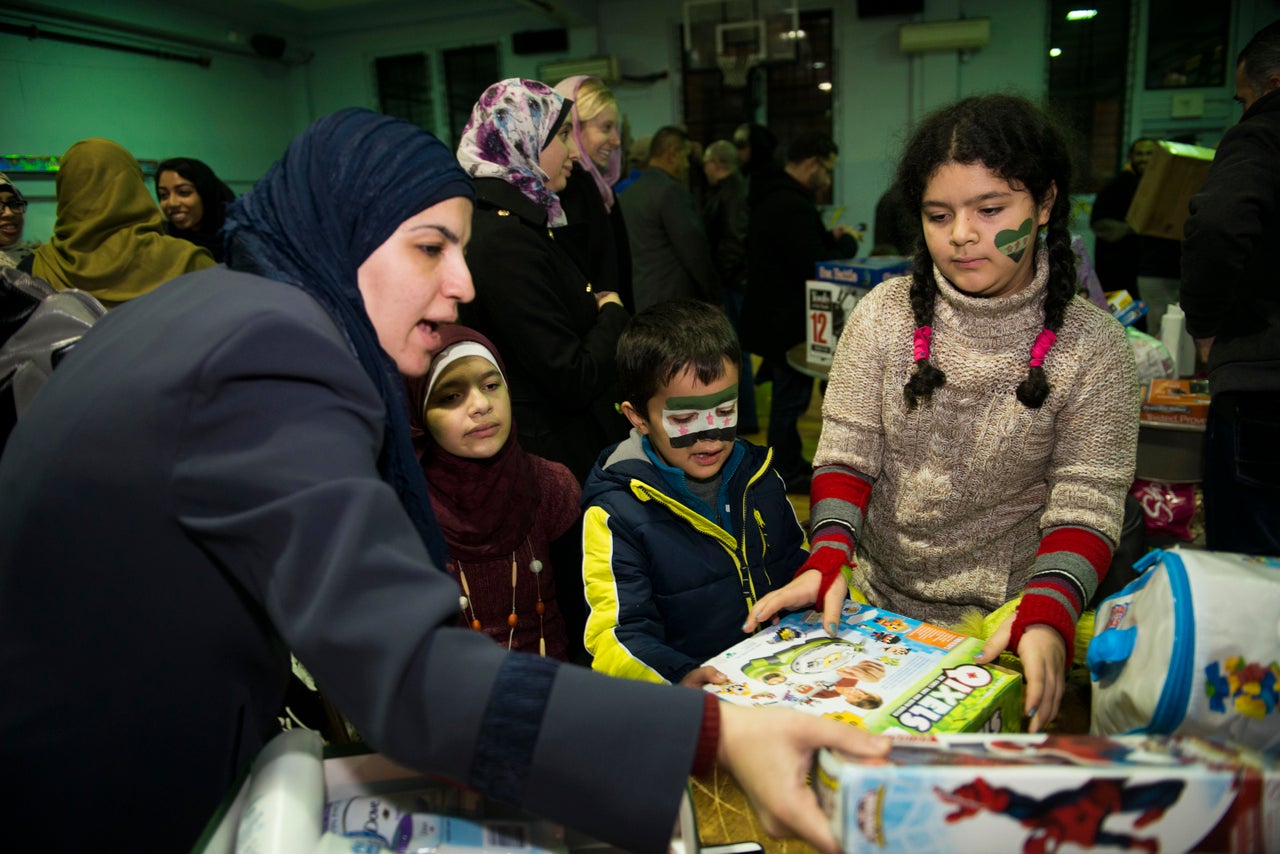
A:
[703,602,1023,736]
[1140,378,1211,427]
[1126,141,1215,240]
[814,733,1279,853]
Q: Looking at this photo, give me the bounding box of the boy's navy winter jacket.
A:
[581,430,808,683]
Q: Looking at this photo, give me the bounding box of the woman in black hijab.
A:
[156,156,236,260]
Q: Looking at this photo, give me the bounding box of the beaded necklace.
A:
[454,538,546,656]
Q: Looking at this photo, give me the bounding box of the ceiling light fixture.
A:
[1066,9,1098,21]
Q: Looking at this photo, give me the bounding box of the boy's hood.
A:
[581,429,655,506]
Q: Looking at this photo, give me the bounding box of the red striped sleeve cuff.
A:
[1010,526,1114,655]
[691,692,721,777]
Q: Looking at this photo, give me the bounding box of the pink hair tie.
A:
[912,326,933,362]
[1029,328,1057,368]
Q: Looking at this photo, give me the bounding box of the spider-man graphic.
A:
[936,775,1185,854]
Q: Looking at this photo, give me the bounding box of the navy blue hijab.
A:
[222,107,474,570]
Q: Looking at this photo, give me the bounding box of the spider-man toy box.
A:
[815,732,1278,853]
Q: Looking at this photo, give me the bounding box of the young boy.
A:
[581,299,808,686]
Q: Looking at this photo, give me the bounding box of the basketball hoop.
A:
[716,50,755,88]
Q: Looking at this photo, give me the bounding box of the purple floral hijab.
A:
[456,78,573,226]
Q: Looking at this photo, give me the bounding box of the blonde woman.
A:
[553,75,633,309]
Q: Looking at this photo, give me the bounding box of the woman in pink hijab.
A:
[552,75,633,310]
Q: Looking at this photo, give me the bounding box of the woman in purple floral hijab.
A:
[456,78,575,226]
[454,78,633,650]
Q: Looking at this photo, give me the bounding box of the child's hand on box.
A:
[975,617,1066,733]
[742,565,848,637]
[680,665,728,689]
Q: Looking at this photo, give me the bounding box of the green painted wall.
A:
[2,0,308,242]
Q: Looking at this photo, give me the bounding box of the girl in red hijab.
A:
[406,325,579,659]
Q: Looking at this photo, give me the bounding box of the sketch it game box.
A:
[701,601,1022,735]
[814,733,1279,853]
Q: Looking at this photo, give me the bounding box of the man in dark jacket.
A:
[1180,19,1280,555]
[619,126,719,312]
[740,132,858,492]
[703,139,757,434]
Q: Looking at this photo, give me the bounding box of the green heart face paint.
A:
[996,218,1034,263]
[661,383,739,448]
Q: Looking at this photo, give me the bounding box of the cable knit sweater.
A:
[815,252,1139,636]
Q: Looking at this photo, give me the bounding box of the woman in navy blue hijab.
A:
[224,107,474,568]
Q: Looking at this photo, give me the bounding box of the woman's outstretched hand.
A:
[716,702,890,853]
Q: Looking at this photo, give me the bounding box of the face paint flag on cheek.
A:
[996,217,1034,263]
[662,384,739,448]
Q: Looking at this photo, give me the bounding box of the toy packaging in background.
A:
[1071,234,1111,312]
[804,257,911,366]
[814,732,1278,854]
[1089,548,1280,755]
[812,256,912,288]
[1126,327,1176,381]
[1105,289,1149,327]
[703,602,1023,735]
[806,279,870,366]
[1140,378,1211,427]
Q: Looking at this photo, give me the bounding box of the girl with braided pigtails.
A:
[745,94,1140,733]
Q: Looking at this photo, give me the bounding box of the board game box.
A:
[813,732,1279,853]
[1139,378,1211,427]
[702,601,1023,735]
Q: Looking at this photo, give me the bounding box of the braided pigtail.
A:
[903,241,946,409]
[1015,213,1076,407]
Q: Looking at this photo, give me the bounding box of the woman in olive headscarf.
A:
[31,138,213,307]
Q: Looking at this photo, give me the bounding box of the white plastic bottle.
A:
[1160,302,1197,377]
[235,728,325,854]
[315,833,392,853]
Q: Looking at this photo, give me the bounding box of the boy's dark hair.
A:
[617,299,741,415]
[786,132,838,165]
[1238,20,1280,92]
[894,93,1076,410]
